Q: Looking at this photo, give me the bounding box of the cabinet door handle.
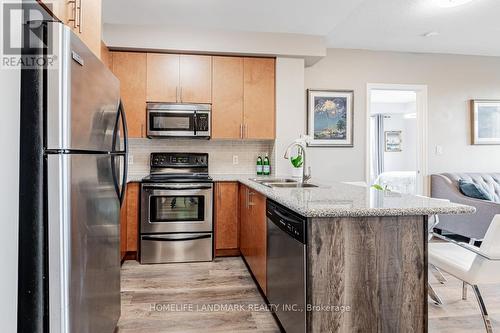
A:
[180,87,183,103]
[175,86,178,103]
[77,0,82,33]
[240,124,243,139]
[67,0,77,28]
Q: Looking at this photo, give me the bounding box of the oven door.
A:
[141,183,213,233]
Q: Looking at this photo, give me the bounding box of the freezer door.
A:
[46,22,120,152]
[47,153,120,333]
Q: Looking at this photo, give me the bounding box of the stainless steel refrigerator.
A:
[18,21,127,333]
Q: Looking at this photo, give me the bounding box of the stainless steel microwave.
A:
[146,103,211,138]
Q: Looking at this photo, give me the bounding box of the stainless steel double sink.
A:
[250,178,318,188]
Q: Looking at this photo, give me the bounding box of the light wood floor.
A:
[429,271,500,332]
[117,257,279,333]
[118,257,500,333]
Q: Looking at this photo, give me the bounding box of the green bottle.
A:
[256,156,263,175]
[263,154,270,176]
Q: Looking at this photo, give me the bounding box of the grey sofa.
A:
[431,173,500,240]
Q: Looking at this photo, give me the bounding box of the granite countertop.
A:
[128,173,476,218]
[213,174,476,218]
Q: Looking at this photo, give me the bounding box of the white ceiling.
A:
[103,0,500,56]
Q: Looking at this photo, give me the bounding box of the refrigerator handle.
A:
[112,100,128,154]
[111,100,128,206]
[119,100,128,206]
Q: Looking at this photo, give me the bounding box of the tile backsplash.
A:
[128,139,275,177]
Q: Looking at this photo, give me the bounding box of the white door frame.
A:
[366,83,429,195]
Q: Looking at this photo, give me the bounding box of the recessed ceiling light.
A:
[437,0,475,8]
[422,31,440,37]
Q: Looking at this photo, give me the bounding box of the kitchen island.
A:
[213,175,475,333]
[127,173,475,332]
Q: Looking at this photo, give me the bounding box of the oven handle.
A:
[143,184,213,191]
[144,186,213,192]
[142,234,211,242]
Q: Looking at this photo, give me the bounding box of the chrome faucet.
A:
[284,140,311,183]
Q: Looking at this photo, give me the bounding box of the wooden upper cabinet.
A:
[243,58,276,140]
[212,57,244,139]
[78,0,102,59]
[40,0,102,58]
[146,54,212,104]
[179,55,212,103]
[39,0,68,23]
[146,53,179,103]
[215,182,239,251]
[112,52,147,138]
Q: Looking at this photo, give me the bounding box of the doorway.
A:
[366,84,428,195]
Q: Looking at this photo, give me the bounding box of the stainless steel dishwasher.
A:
[266,200,307,333]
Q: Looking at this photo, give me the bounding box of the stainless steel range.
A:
[140,153,213,264]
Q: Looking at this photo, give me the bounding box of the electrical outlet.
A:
[232,155,239,165]
[128,154,134,165]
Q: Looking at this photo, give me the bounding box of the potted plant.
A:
[290,151,304,179]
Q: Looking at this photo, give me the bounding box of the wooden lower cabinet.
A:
[119,196,128,261]
[120,182,140,261]
[239,184,267,294]
[214,182,240,256]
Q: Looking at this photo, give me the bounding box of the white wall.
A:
[382,114,417,172]
[305,49,500,181]
[103,24,326,66]
[0,0,20,330]
[274,57,306,175]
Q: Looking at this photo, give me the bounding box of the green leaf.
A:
[371,184,385,191]
[290,155,303,168]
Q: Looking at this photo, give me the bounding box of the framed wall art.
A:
[307,89,354,147]
[384,131,402,152]
[471,100,500,145]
